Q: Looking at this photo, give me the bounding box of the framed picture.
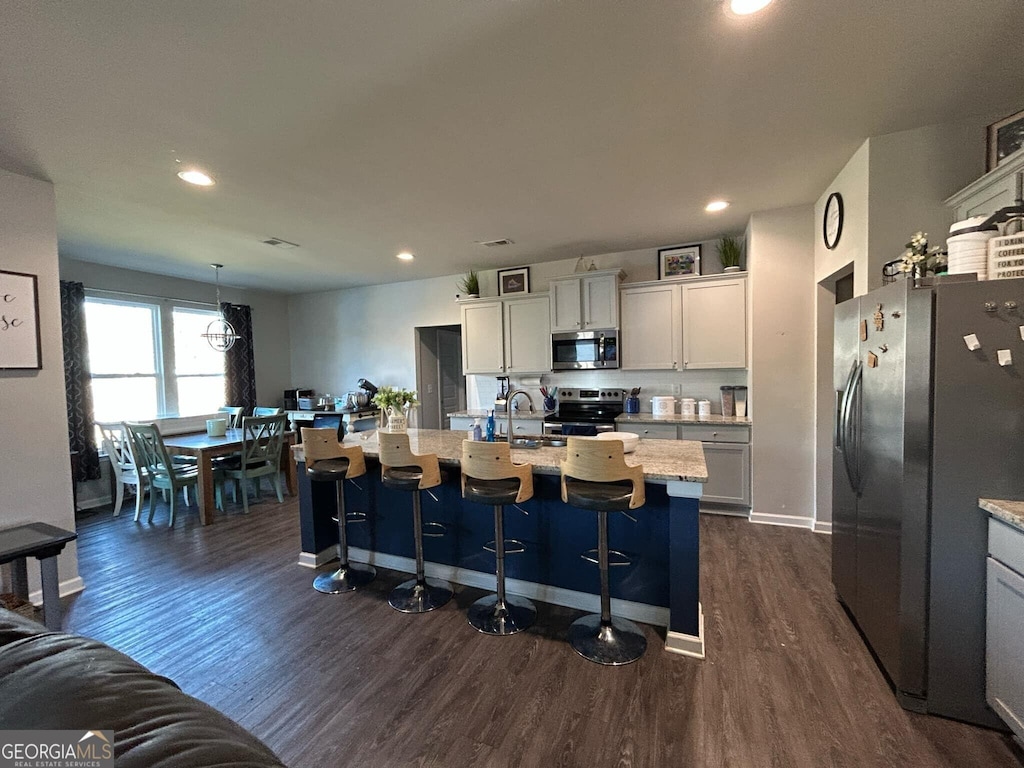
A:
[658,245,702,280]
[0,270,42,370]
[987,109,1024,171]
[497,266,531,296]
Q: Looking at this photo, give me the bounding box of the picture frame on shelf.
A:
[987,109,1024,171]
[497,266,530,296]
[658,244,702,280]
[0,269,42,370]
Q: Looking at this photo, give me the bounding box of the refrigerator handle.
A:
[834,389,845,449]
[840,362,861,493]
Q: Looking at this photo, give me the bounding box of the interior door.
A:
[437,328,464,428]
[832,296,862,613]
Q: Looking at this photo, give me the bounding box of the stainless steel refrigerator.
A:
[834,277,1024,728]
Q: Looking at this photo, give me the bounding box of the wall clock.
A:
[823,191,843,250]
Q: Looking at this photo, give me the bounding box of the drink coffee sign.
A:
[0,270,42,370]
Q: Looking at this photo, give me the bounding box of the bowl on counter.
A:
[596,431,639,453]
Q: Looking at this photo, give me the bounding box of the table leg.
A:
[10,557,29,601]
[197,453,215,525]
[39,555,62,630]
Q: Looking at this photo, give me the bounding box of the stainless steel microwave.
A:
[551,330,619,370]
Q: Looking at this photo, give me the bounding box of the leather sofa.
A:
[0,608,286,767]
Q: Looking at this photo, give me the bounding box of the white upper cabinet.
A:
[550,279,583,332]
[549,270,622,332]
[461,295,551,375]
[681,278,747,369]
[504,295,552,374]
[620,284,680,370]
[461,301,505,374]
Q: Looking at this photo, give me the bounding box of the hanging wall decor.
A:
[0,270,42,370]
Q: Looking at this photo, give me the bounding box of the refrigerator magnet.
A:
[867,351,879,368]
[963,334,981,351]
[860,319,868,341]
[873,304,884,332]
[998,349,1013,367]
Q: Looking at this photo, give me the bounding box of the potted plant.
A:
[896,231,947,286]
[372,386,419,432]
[457,269,480,299]
[717,236,743,273]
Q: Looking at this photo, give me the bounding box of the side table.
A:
[0,523,78,630]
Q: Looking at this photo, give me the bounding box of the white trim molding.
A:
[29,576,85,607]
[664,603,705,659]
[813,520,833,534]
[749,512,815,530]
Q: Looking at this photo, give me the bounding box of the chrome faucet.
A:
[506,389,535,443]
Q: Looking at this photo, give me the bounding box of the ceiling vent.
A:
[263,237,300,250]
[478,238,514,247]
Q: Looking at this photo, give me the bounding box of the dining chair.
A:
[220,415,287,514]
[97,422,146,519]
[218,406,245,429]
[124,422,213,526]
[252,406,283,417]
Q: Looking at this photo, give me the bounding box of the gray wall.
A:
[0,169,80,599]
[58,258,293,407]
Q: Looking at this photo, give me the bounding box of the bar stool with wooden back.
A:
[461,439,537,635]
[377,432,453,613]
[301,427,376,594]
[561,436,647,665]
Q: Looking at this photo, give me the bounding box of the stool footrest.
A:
[332,512,369,525]
[483,538,526,555]
[580,548,632,567]
[422,521,447,538]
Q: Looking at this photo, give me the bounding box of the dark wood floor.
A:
[62,495,1022,768]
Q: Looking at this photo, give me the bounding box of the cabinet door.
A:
[550,278,582,332]
[504,296,551,374]
[582,274,618,329]
[987,556,1024,741]
[620,284,681,370]
[702,443,751,506]
[682,278,747,369]
[461,301,505,374]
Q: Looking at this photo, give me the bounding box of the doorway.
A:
[415,325,466,429]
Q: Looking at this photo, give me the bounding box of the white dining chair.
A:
[97,422,147,518]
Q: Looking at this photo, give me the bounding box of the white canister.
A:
[651,396,676,416]
[206,418,227,437]
[680,398,696,417]
[697,399,712,418]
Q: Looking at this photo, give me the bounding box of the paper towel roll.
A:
[518,376,544,389]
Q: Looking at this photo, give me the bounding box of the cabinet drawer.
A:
[618,423,678,440]
[990,518,1024,576]
[679,425,750,443]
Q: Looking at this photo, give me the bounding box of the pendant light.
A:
[201,264,239,352]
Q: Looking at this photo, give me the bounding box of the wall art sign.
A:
[658,244,702,280]
[497,266,531,296]
[987,108,1024,171]
[0,270,42,370]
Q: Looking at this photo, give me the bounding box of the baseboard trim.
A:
[297,548,336,569]
[749,512,815,530]
[700,506,749,518]
[664,603,705,659]
[342,546,671,628]
[29,576,86,607]
[813,521,833,534]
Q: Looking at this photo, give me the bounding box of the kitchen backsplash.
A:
[466,369,749,416]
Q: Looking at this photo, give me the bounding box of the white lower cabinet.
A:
[987,519,1024,741]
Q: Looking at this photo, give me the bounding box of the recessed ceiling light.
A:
[729,0,772,15]
[396,252,415,261]
[177,169,215,187]
[705,200,730,212]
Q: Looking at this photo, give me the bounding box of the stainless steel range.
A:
[542,388,624,436]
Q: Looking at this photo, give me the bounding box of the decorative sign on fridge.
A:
[0,270,42,370]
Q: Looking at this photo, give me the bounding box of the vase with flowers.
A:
[372,386,419,433]
[896,231,947,286]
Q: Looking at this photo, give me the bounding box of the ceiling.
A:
[0,1,1020,293]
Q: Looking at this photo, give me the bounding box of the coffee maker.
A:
[494,376,510,413]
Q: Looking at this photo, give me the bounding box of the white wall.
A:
[814,140,870,293]
[0,169,81,599]
[747,205,816,525]
[58,258,293,406]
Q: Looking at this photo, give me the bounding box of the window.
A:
[85,295,226,423]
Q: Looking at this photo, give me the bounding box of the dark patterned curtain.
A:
[60,281,101,481]
[222,302,256,412]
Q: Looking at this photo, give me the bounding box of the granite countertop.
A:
[292,427,707,483]
[447,409,549,421]
[615,413,752,426]
[980,499,1024,534]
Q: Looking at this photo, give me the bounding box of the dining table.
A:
[163,429,297,525]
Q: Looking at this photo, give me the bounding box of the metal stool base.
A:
[467,594,537,636]
[388,577,453,613]
[568,614,647,666]
[313,563,377,594]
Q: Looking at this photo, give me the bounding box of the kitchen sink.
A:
[509,435,568,449]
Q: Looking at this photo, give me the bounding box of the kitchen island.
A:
[291,429,707,657]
